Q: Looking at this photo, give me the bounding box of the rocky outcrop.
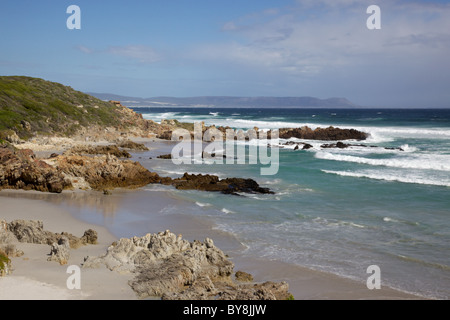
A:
[0,144,71,193]
[277,126,368,141]
[7,220,97,249]
[162,173,274,195]
[54,154,161,191]
[83,230,291,300]
[2,143,273,195]
[0,220,98,267]
[157,123,368,142]
[64,145,132,158]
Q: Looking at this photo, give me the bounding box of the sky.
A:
[1,0,450,108]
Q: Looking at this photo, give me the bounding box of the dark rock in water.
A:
[320,142,405,152]
[321,141,351,149]
[165,173,274,195]
[302,143,313,150]
[294,145,299,150]
[276,126,368,141]
[157,154,172,160]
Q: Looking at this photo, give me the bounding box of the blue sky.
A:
[1,0,450,107]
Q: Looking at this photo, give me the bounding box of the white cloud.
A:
[195,1,450,77]
[76,45,93,54]
[107,45,161,64]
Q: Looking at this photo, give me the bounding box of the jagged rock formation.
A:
[54,154,161,191]
[0,144,70,193]
[83,230,291,300]
[6,220,97,249]
[0,219,98,270]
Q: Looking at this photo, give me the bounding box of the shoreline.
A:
[0,188,423,300]
[0,136,425,300]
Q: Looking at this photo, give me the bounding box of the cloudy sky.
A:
[1,0,449,107]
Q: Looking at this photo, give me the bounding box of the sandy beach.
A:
[0,194,137,300]
[0,188,422,300]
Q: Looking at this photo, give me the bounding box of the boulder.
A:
[48,236,70,265]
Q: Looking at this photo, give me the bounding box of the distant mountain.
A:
[87,93,359,108]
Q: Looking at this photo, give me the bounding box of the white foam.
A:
[316,151,450,172]
[221,208,234,214]
[322,169,450,187]
[196,202,212,208]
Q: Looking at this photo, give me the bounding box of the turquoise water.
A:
[133,107,450,299]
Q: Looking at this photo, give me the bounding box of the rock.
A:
[117,140,149,151]
[55,154,161,191]
[65,145,132,158]
[48,236,70,265]
[81,229,98,245]
[0,145,70,193]
[21,120,32,132]
[7,220,98,249]
[217,281,291,300]
[235,270,254,282]
[157,154,172,160]
[276,126,368,141]
[7,220,56,245]
[83,230,290,300]
[321,141,350,149]
[166,173,274,195]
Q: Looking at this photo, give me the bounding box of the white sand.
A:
[0,195,137,300]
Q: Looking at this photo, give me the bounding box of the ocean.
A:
[133,107,450,299]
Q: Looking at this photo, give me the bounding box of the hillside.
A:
[88,93,358,108]
[0,76,147,141]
